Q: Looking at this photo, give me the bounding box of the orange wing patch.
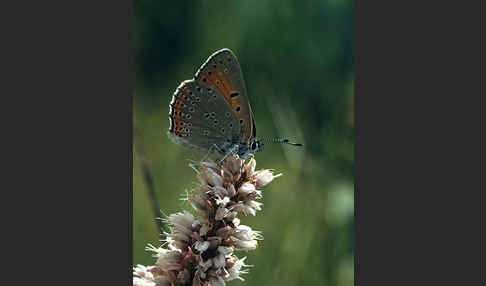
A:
[199,67,238,108]
[169,89,187,136]
[198,68,253,138]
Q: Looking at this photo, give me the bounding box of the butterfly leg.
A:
[189,144,226,172]
[203,144,225,161]
[244,153,254,164]
[187,144,221,173]
[218,144,239,165]
[197,143,225,164]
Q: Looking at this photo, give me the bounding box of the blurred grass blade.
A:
[134,127,165,236]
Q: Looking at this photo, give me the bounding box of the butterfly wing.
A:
[194,48,256,141]
[168,79,240,154]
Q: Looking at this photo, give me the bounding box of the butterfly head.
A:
[249,138,264,154]
[237,138,264,160]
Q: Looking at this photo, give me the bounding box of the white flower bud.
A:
[225,257,249,281]
[217,246,233,255]
[189,194,210,216]
[213,252,226,269]
[239,182,256,195]
[215,206,229,221]
[233,239,258,251]
[216,196,230,206]
[254,170,282,188]
[168,211,196,236]
[245,200,263,211]
[205,168,223,187]
[233,225,262,241]
[194,240,210,253]
[133,265,155,280]
[231,203,256,216]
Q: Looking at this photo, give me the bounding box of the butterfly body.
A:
[168,49,263,160]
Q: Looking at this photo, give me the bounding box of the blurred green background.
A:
[133,1,353,285]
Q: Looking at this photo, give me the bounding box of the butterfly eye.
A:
[236,106,241,112]
[251,142,257,150]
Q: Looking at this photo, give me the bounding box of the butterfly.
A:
[168,48,302,161]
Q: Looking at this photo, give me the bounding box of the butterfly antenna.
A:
[260,138,304,147]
